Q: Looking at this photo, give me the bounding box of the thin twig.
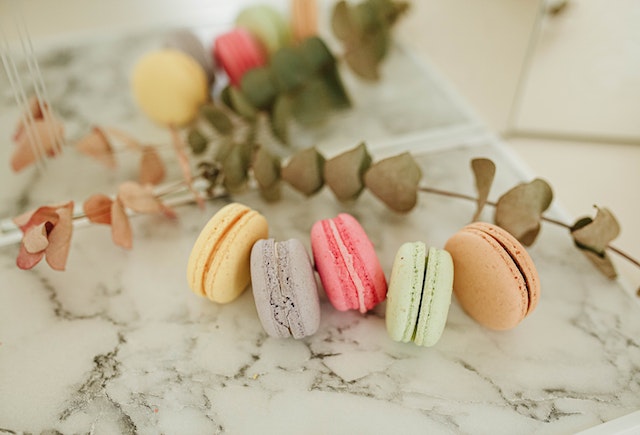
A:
[418,186,639,268]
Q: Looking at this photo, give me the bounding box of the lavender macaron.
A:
[250,238,320,339]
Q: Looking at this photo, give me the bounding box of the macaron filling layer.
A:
[325,218,369,313]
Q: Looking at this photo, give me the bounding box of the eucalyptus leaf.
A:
[299,37,335,73]
[187,128,208,155]
[324,142,372,201]
[571,207,620,254]
[271,94,293,145]
[323,66,351,109]
[281,147,325,196]
[228,86,258,121]
[363,152,422,213]
[494,178,553,246]
[344,41,380,81]
[569,207,620,279]
[291,79,332,127]
[331,1,353,41]
[201,105,233,135]
[253,147,281,201]
[271,46,313,92]
[241,67,278,109]
[471,158,496,221]
[222,145,249,193]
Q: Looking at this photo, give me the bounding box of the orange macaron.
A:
[444,222,540,330]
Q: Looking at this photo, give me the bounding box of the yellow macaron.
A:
[187,203,268,303]
[131,49,209,127]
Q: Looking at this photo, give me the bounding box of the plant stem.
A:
[418,186,640,269]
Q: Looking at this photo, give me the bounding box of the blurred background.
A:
[2,0,639,286]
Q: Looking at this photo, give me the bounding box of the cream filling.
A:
[328,219,366,313]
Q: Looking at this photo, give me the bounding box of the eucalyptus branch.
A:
[418,186,640,270]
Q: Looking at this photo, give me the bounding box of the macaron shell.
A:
[467,222,540,316]
[414,247,454,347]
[311,213,387,313]
[131,49,208,126]
[214,29,266,86]
[251,239,320,339]
[187,203,268,303]
[385,242,426,342]
[445,227,529,330]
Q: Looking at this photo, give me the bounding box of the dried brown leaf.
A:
[45,202,74,271]
[111,199,132,250]
[494,178,553,246]
[324,142,371,201]
[83,194,113,225]
[471,158,496,221]
[580,250,617,279]
[281,147,325,196]
[139,146,166,185]
[363,152,422,213]
[76,127,116,168]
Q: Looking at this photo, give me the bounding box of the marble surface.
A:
[1,30,640,435]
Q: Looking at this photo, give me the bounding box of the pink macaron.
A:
[311,213,387,313]
[214,28,266,86]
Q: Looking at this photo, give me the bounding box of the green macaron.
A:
[385,242,454,347]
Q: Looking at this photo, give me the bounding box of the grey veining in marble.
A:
[1,29,640,435]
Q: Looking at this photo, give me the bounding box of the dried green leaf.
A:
[271,94,293,145]
[291,79,332,127]
[222,145,250,193]
[201,105,233,135]
[344,41,381,81]
[298,36,335,73]
[187,128,208,154]
[281,147,325,196]
[322,66,351,110]
[271,46,313,92]
[363,152,422,213]
[324,142,371,201]
[494,178,553,246]
[240,67,278,109]
[253,147,281,201]
[570,207,620,279]
[471,158,496,221]
[571,207,620,254]
[227,87,258,121]
[331,1,353,41]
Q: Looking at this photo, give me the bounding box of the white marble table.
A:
[1,29,639,435]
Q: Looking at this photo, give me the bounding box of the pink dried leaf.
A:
[16,244,45,270]
[76,127,116,169]
[11,118,64,172]
[111,199,132,249]
[139,146,166,185]
[12,204,61,233]
[83,194,113,225]
[45,202,74,271]
[23,222,50,253]
[118,181,163,214]
[12,97,46,140]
